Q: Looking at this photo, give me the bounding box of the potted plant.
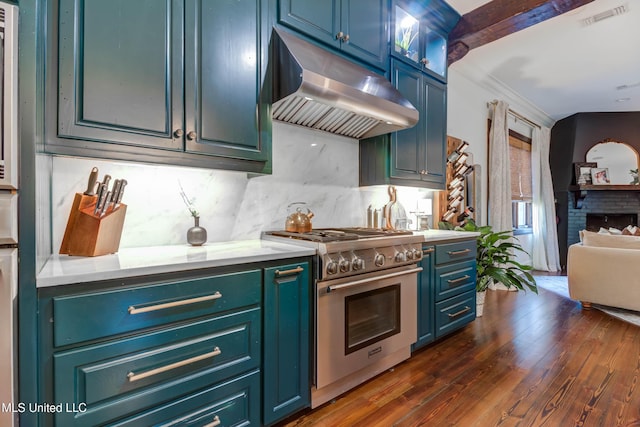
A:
[440,219,537,316]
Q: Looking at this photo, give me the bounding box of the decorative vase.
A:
[187,216,207,246]
[476,290,486,317]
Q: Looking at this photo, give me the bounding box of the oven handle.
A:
[325,267,423,293]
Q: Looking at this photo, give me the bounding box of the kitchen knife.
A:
[101,174,112,189]
[100,191,112,216]
[83,167,99,196]
[114,179,127,209]
[110,179,122,208]
[94,183,108,215]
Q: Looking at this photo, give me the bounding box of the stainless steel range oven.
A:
[263,228,423,407]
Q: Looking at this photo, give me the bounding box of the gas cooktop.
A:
[263,227,423,280]
[264,227,413,242]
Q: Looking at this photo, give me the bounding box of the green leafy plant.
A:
[440,219,537,293]
[395,25,418,51]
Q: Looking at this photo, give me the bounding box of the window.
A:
[509,131,533,233]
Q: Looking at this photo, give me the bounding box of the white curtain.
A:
[488,101,513,232]
[531,126,560,271]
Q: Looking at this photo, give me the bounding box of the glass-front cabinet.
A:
[392,0,449,82]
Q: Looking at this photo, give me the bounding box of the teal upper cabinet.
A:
[56,0,183,151]
[51,0,270,173]
[391,0,459,82]
[184,0,267,161]
[360,58,446,188]
[278,0,388,70]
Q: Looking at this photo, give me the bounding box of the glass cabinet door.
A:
[423,26,447,78]
[392,1,449,80]
[393,4,420,65]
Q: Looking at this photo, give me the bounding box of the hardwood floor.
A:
[279,287,640,427]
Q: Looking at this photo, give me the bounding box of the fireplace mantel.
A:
[569,185,640,208]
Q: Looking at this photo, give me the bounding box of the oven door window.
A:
[344,284,401,355]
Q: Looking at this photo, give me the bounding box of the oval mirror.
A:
[586,140,639,185]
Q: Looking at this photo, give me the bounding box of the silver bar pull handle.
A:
[275,266,304,277]
[127,347,222,382]
[326,267,423,292]
[423,248,434,255]
[447,275,471,285]
[204,415,221,427]
[128,292,222,315]
[448,306,471,318]
[447,248,471,256]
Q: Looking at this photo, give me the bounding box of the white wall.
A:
[446,64,556,262]
[48,122,437,252]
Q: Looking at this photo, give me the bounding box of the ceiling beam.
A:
[447,0,595,65]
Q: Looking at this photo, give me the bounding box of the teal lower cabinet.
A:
[106,370,261,427]
[414,239,477,349]
[434,239,477,338]
[413,245,435,350]
[262,262,311,425]
[37,258,313,427]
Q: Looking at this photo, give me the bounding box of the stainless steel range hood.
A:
[271,28,419,139]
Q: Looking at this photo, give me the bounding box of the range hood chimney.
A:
[271,28,419,139]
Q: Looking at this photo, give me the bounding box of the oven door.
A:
[315,265,421,389]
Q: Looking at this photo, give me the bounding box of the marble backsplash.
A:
[49,122,436,250]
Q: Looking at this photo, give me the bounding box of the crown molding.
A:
[450,61,556,128]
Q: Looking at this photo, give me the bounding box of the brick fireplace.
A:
[567,191,640,246]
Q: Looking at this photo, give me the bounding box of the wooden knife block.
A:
[59,193,127,257]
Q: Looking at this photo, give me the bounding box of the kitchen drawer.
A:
[434,259,476,302]
[53,269,261,346]
[107,370,260,427]
[54,307,260,427]
[435,290,476,338]
[435,240,476,265]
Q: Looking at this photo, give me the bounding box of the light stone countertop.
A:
[37,232,478,288]
[37,240,317,288]
[414,229,480,243]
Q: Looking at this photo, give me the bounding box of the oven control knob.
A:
[352,258,365,271]
[326,261,338,275]
[406,249,415,260]
[339,259,351,273]
[374,253,385,267]
[395,251,407,263]
[413,248,422,260]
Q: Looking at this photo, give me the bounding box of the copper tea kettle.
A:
[285,202,314,233]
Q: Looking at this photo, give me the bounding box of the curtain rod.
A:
[487,100,541,129]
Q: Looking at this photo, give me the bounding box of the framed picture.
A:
[591,167,611,185]
[574,162,597,185]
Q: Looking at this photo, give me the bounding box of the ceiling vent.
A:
[581,4,628,26]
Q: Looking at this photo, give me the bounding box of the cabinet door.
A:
[414,246,435,350]
[263,262,310,425]
[340,0,388,70]
[422,25,448,81]
[390,60,425,181]
[57,0,183,150]
[184,0,269,162]
[422,77,446,184]
[278,0,341,50]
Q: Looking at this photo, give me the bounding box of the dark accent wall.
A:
[550,112,640,267]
